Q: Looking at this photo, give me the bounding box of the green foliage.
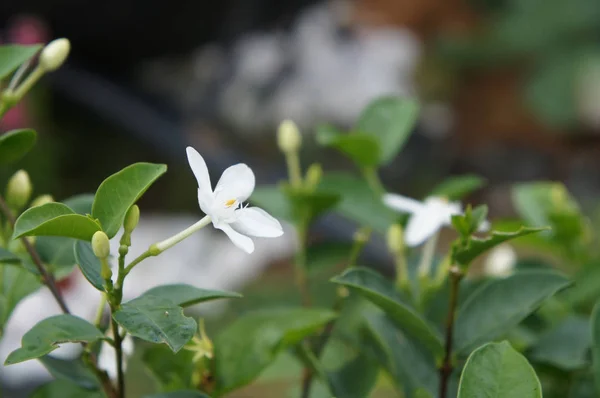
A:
[429,174,486,201]
[0,264,41,328]
[592,301,600,395]
[457,341,542,398]
[316,125,381,167]
[30,379,105,398]
[5,315,104,364]
[12,202,102,240]
[454,270,571,354]
[39,355,100,390]
[138,284,241,307]
[113,295,196,352]
[143,344,195,392]
[306,242,354,275]
[73,240,104,291]
[144,392,211,398]
[91,162,167,238]
[0,246,20,264]
[214,308,336,394]
[327,351,379,398]
[0,44,41,79]
[0,129,37,165]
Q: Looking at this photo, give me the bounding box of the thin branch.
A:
[439,265,463,398]
[111,317,125,398]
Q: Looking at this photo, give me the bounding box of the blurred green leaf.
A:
[529,315,590,370]
[12,203,101,240]
[327,351,379,398]
[5,314,104,364]
[0,247,20,264]
[250,185,290,221]
[455,270,571,354]
[214,308,336,395]
[457,341,542,398]
[283,185,340,224]
[144,392,211,398]
[331,267,444,358]
[143,344,195,392]
[0,264,41,327]
[36,236,76,268]
[306,242,353,275]
[0,44,40,80]
[63,193,95,215]
[430,174,486,201]
[113,295,196,353]
[0,129,37,165]
[592,301,600,396]
[92,162,167,238]
[355,96,419,164]
[39,355,100,390]
[561,264,600,308]
[316,125,381,167]
[139,284,241,307]
[74,241,104,291]
[30,379,105,398]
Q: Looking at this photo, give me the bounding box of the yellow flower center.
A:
[225,199,236,208]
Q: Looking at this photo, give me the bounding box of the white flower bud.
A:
[6,170,32,210]
[30,194,54,208]
[39,38,70,72]
[484,244,516,277]
[124,205,140,233]
[387,224,404,255]
[91,231,111,260]
[277,119,302,153]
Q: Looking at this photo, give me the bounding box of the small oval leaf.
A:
[0,129,37,164]
[457,341,542,398]
[74,241,105,291]
[12,203,101,240]
[0,44,41,79]
[139,284,241,307]
[92,162,167,238]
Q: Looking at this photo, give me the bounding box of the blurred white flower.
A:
[383,194,489,247]
[484,244,517,277]
[186,147,283,253]
[98,328,134,382]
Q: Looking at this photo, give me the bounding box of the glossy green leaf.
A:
[0,264,41,327]
[306,242,354,274]
[214,308,336,394]
[319,172,395,233]
[355,96,419,164]
[316,125,381,167]
[143,344,195,392]
[0,44,40,79]
[74,241,104,291]
[430,174,486,200]
[139,284,241,307]
[92,162,167,238]
[144,392,211,398]
[113,295,196,352]
[457,341,542,398]
[39,355,100,390]
[5,314,104,364]
[0,247,20,264]
[63,193,95,215]
[455,270,571,354]
[0,129,37,165]
[30,379,105,398]
[452,227,547,267]
[592,301,600,396]
[331,267,444,358]
[12,202,102,240]
[529,315,590,370]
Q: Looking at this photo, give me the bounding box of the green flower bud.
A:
[277,119,302,154]
[304,163,322,190]
[387,224,404,255]
[30,194,54,208]
[39,38,71,72]
[6,170,32,210]
[124,205,140,233]
[91,231,111,259]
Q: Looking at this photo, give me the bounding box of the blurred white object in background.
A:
[0,214,295,389]
[577,54,600,130]
[483,244,517,277]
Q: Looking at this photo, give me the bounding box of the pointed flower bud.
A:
[305,163,322,190]
[6,170,32,210]
[124,205,140,234]
[387,224,404,255]
[92,231,110,259]
[277,119,302,154]
[30,194,54,208]
[39,38,70,72]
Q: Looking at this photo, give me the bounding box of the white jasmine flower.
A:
[383,194,488,247]
[98,329,134,382]
[186,147,283,254]
[483,244,516,277]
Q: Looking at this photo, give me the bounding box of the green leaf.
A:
[0,247,20,264]
[457,341,542,398]
[316,125,381,167]
[355,96,419,165]
[73,241,105,291]
[92,162,167,238]
[327,352,379,398]
[528,315,590,370]
[113,295,196,352]
[139,284,241,307]
[63,193,95,215]
[5,314,104,364]
[30,379,105,398]
[591,301,600,396]
[306,242,354,275]
[455,270,571,354]
[0,129,37,165]
[452,227,547,267]
[430,174,486,200]
[331,267,444,358]
[214,307,336,394]
[12,202,102,240]
[0,44,40,80]
[319,172,395,234]
[36,236,77,268]
[143,392,211,398]
[283,186,341,224]
[0,264,41,327]
[143,344,195,392]
[39,355,100,390]
[250,186,290,221]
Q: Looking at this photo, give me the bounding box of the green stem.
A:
[110,317,125,398]
[10,65,45,102]
[295,222,311,307]
[94,294,107,328]
[418,231,439,279]
[286,151,302,188]
[362,167,384,195]
[395,252,410,292]
[439,266,463,398]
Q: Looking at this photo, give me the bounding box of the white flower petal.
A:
[215,222,255,253]
[383,193,423,214]
[98,342,118,381]
[214,164,255,204]
[187,147,214,210]
[231,207,283,237]
[404,209,446,247]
